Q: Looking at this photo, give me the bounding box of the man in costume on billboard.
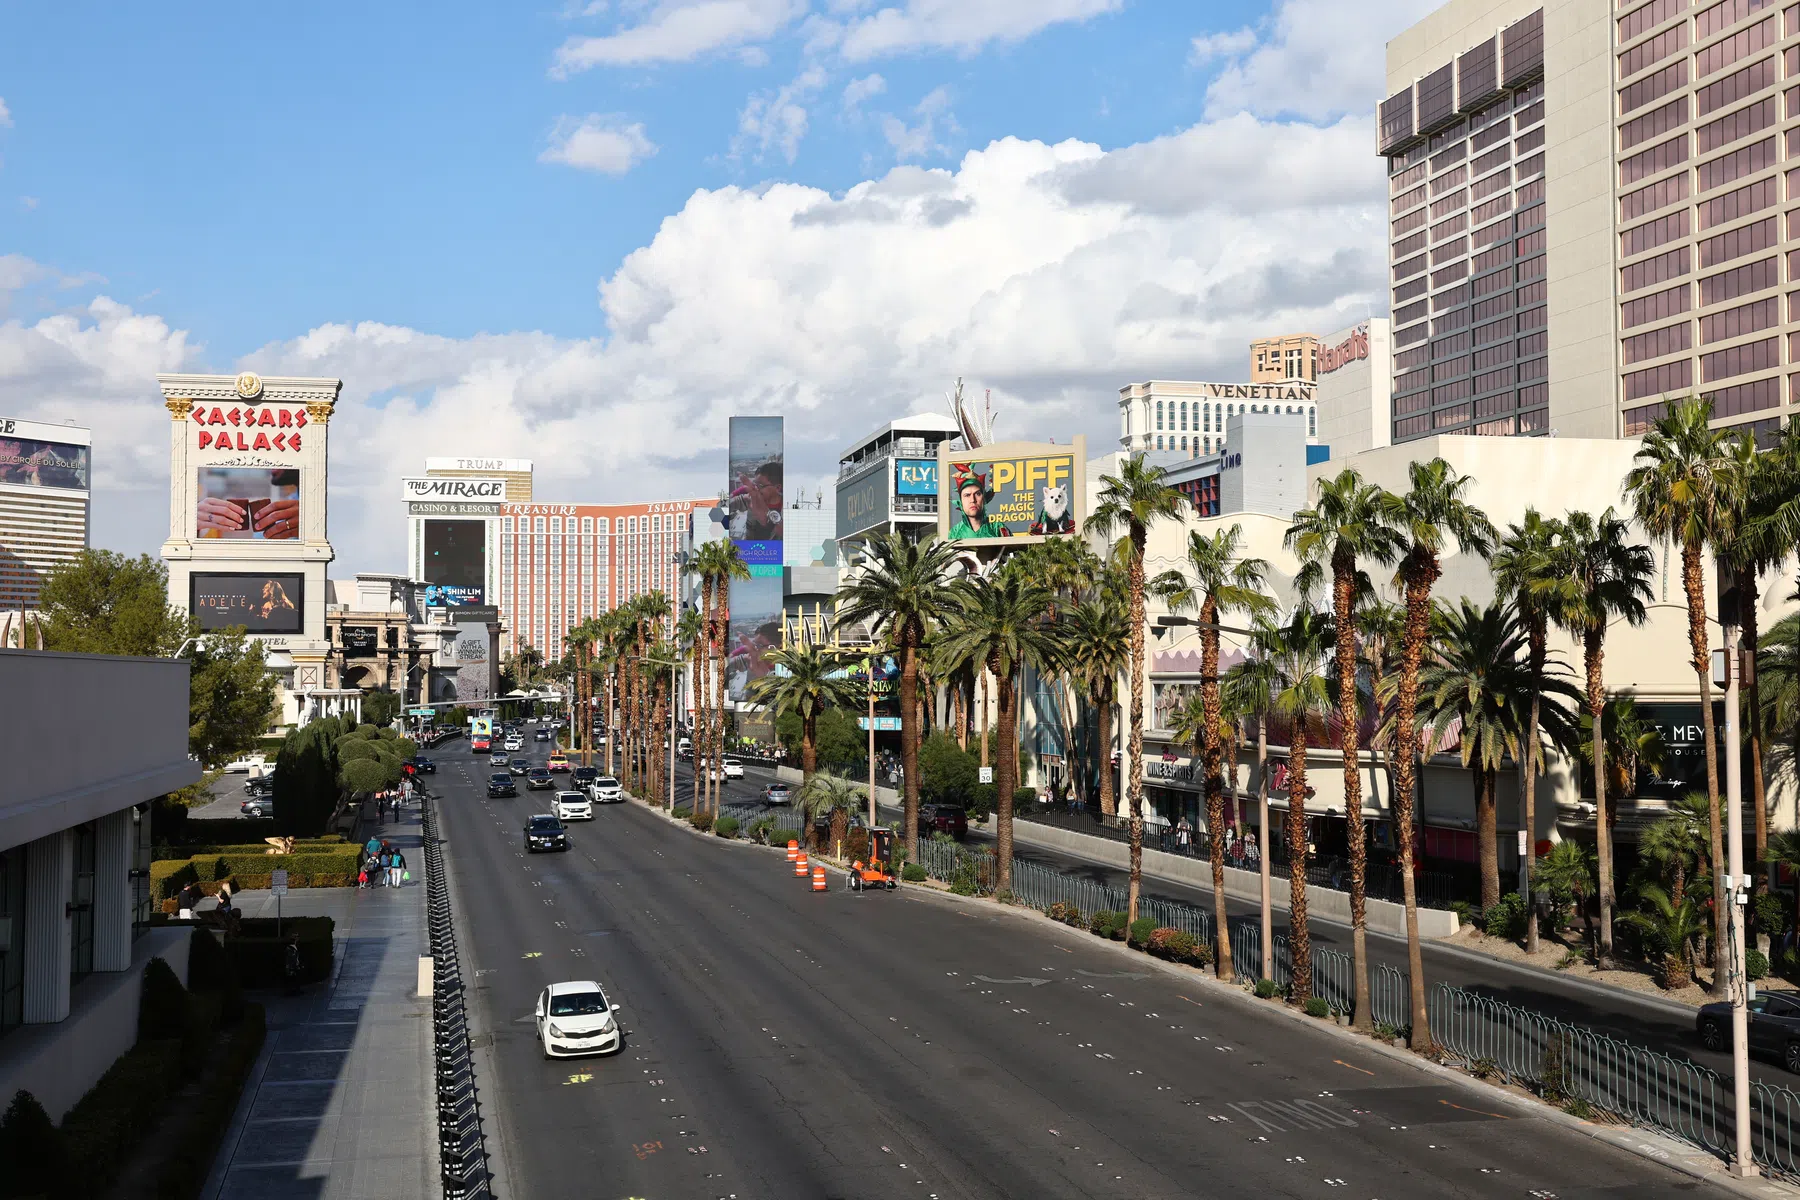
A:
[947,463,1011,541]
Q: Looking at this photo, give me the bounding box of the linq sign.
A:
[187,404,308,452]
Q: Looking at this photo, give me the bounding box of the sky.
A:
[0,0,1435,574]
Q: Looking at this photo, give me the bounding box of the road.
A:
[428,740,1710,1198]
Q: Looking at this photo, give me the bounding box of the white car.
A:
[504,737,524,752]
[722,757,744,780]
[589,776,623,804]
[223,753,268,774]
[554,790,593,821]
[535,980,622,1058]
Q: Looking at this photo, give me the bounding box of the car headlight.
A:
[548,1022,568,1037]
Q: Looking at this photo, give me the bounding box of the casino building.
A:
[0,416,91,614]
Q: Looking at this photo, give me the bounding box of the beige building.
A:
[1384,0,1797,447]
[1250,333,1320,382]
[1118,379,1319,457]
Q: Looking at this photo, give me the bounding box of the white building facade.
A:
[0,416,90,614]
[1117,380,1318,457]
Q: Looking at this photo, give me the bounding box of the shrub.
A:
[140,957,188,1042]
[1303,996,1330,1018]
[843,828,871,864]
[1469,1056,1499,1080]
[181,991,222,1080]
[966,784,995,825]
[714,816,740,838]
[1254,978,1279,999]
[1753,891,1787,938]
[1782,948,1800,982]
[1747,948,1770,981]
[150,859,199,902]
[0,1090,66,1198]
[1089,910,1122,938]
[1126,917,1158,948]
[1146,927,1195,961]
[902,863,928,882]
[1045,902,1085,927]
[60,1037,182,1196]
[1012,786,1038,814]
[151,1004,266,1200]
[1479,893,1528,940]
[225,916,334,987]
[689,810,714,832]
[1449,899,1476,926]
[187,928,243,1023]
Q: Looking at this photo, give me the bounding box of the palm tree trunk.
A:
[1476,768,1499,911]
[996,656,1018,897]
[802,709,818,780]
[980,671,990,767]
[1098,690,1116,819]
[1333,561,1371,1029]
[1587,633,1614,965]
[1683,541,1729,994]
[1394,562,1436,1051]
[712,606,728,819]
[1257,712,1272,982]
[900,624,923,857]
[1523,621,1544,955]
[1287,721,1312,1005]
[1126,528,1148,925]
[1200,597,1233,981]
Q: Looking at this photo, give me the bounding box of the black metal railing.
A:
[421,793,494,1198]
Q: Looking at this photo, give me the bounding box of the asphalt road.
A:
[428,740,1711,1199]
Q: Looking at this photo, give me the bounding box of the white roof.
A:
[548,979,603,994]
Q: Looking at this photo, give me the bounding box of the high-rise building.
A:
[1314,318,1395,458]
[0,416,90,612]
[1249,333,1320,382]
[496,498,712,662]
[1384,0,1796,447]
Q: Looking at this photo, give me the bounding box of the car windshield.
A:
[597,777,618,787]
[490,775,510,784]
[530,768,549,776]
[530,817,562,831]
[548,990,609,1017]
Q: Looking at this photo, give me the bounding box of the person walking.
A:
[177,881,199,920]
[364,832,381,859]
[388,848,406,888]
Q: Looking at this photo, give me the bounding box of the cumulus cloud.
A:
[734,67,828,163]
[841,72,887,112]
[1189,28,1256,65]
[539,114,658,174]
[828,0,1124,61]
[1199,0,1441,120]
[551,0,806,73]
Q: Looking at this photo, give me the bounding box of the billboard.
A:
[402,477,506,502]
[895,458,937,495]
[0,433,89,491]
[937,438,1086,544]
[195,467,300,540]
[190,572,305,634]
[835,463,888,540]
[727,416,783,567]
[453,621,491,701]
[423,519,486,600]
[725,575,783,704]
[342,626,378,656]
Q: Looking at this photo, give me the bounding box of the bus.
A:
[471,733,491,753]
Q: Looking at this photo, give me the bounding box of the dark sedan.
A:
[407,757,437,774]
[509,759,531,777]
[535,728,552,742]
[524,814,569,853]
[527,767,555,791]
[921,803,968,841]
[572,765,599,787]
[487,773,518,799]
[1699,993,1800,1072]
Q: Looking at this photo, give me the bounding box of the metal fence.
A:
[1432,984,1800,1178]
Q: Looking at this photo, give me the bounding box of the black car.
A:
[525,814,569,853]
[409,757,437,774]
[535,728,552,742]
[572,765,598,786]
[239,798,269,817]
[509,759,531,777]
[487,773,518,798]
[527,767,554,790]
[1699,993,1800,1072]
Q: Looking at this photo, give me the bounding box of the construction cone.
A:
[794,850,809,877]
[811,864,827,892]
[786,839,800,864]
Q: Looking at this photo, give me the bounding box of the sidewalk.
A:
[202,804,439,1200]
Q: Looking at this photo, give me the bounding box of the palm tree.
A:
[1640,791,1713,911]
[1765,827,1800,936]
[1224,617,1282,981]
[1492,509,1560,954]
[1387,457,1496,1050]
[834,530,962,857]
[1086,453,1188,923]
[1618,884,1708,990]
[1286,468,1402,1027]
[795,773,867,856]
[1760,613,1800,793]
[1157,525,1273,982]
[1266,606,1334,1006]
[1573,696,1668,812]
[749,643,862,780]
[933,567,1061,896]
[693,540,750,816]
[1533,839,1596,956]
[1064,585,1130,819]
[1625,397,1741,991]
[1029,537,1105,793]
[1355,594,1406,865]
[1416,599,1580,912]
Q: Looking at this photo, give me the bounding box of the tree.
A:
[1286,468,1402,1027]
[1267,606,1335,1006]
[1085,453,1188,922]
[933,567,1061,896]
[794,773,866,855]
[188,627,281,768]
[1625,397,1740,993]
[833,531,961,857]
[1639,791,1713,912]
[1416,599,1579,912]
[693,540,750,816]
[37,549,190,656]
[918,730,980,808]
[1533,840,1596,955]
[1491,509,1559,954]
[1157,524,1274,983]
[1573,696,1668,812]
[1618,884,1708,990]
[1760,612,1799,796]
[362,689,404,729]
[750,643,862,779]
[1063,583,1130,818]
[1387,457,1496,1050]
[1764,828,1800,935]
[1223,617,1282,981]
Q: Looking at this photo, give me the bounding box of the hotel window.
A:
[1308,408,1316,436]
[503,517,514,533]
[581,517,593,533]
[1156,435,1163,450]
[534,517,546,532]
[1156,401,1164,431]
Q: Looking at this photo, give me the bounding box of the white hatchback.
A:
[588,776,623,803]
[504,737,524,752]
[722,757,744,780]
[554,790,592,821]
[535,980,622,1058]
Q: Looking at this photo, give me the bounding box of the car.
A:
[723,758,744,780]
[504,737,523,752]
[535,728,552,742]
[524,813,569,853]
[487,774,517,798]
[244,775,274,797]
[535,979,622,1059]
[223,753,268,774]
[408,757,437,774]
[554,790,593,821]
[764,783,791,806]
[1699,994,1800,1072]
[548,753,570,772]
[527,767,554,790]
[239,798,269,818]
[920,803,968,841]
[572,765,598,786]
[677,738,692,758]
[491,752,511,768]
[589,776,623,803]
[508,759,531,776]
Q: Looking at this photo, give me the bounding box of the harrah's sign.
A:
[186,403,308,452]
[1319,324,1370,376]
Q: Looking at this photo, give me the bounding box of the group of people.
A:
[360,836,407,888]
[1164,818,1262,867]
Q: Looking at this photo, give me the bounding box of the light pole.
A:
[1719,609,1756,1179]
[867,653,878,828]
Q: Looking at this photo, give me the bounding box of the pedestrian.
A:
[177,881,198,920]
[388,848,406,888]
[364,832,381,858]
[1175,817,1192,853]
[1244,829,1260,866]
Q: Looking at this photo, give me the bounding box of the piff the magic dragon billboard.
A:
[937,438,1086,545]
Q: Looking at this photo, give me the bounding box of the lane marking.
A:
[1439,1099,1509,1119]
[1333,1059,1375,1076]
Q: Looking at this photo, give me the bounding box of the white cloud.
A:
[841,72,887,111]
[552,0,806,73]
[1188,27,1256,65]
[829,0,1123,61]
[540,114,658,174]
[1200,0,1441,120]
[0,98,12,128]
[734,67,827,163]
[879,85,955,160]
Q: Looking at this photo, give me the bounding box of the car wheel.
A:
[1700,1017,1727,1052]
[1787,1041,1800,1076]
[541,1038,552,1060]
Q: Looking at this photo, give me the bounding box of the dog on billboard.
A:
[1029,484,1075,535]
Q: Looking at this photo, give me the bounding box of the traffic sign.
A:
[979,766,994,784]
[270,869,289,896]
[408,707,435,717]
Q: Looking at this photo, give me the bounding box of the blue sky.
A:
[0,0,1426,568]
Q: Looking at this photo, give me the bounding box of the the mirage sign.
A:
[402,477,507,501]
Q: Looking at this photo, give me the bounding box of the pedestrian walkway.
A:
[203,803,438,1200]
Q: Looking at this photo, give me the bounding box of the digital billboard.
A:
[727,416,783,567]
[0,434,89,491]
[895,458,936,495]
[938,438,1086,545]
[190,572,305,634]
[725,575,783,703]
[195,467,300,540]
[423,519,486,600]
[453,621,491,701]
[342,626,378,656]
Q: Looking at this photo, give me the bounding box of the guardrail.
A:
[421,793,494,1198]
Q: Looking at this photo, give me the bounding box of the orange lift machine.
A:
[849,827,899,892]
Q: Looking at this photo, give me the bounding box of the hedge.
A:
[59,1037,183,1196]
[152,837,347,863]
[150,1004,266,1200]
[152,848,363,900]
[225,916,334,987]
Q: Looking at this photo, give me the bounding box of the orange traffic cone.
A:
[794,850,809,877]
[811,864,827,892]
[786,839,799,864]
